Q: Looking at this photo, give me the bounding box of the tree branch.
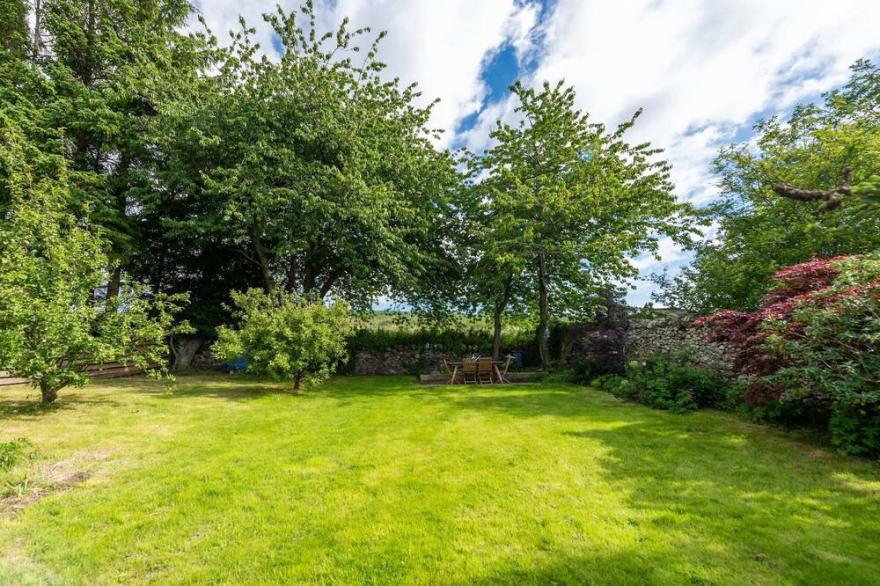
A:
[773,167,852,211]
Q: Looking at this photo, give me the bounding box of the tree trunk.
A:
[537,251,550,371]
[318,271,339,300]
[492,276,511,361]
[170,336,204,371]
[285,256,298,292]
[292,372,303,394]
[248,225,273,292]
[106,265,122,299]
[31,0,43,62]
[40,381,58,404]
[302,263,317,297]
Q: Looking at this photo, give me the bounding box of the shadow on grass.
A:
[126,374,442,402]
[432,385,880,580]
[0,393,122,420]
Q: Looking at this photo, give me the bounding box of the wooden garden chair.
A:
[462,358,478,384]
[477,357,494,384]
[494,355,513,384]
[443,359,458,384]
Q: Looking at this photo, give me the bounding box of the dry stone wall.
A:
[626,312,734,373]
[351,345,489,375]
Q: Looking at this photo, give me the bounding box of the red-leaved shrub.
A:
[696,254,880,457]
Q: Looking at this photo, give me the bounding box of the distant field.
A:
[2,374,879,584]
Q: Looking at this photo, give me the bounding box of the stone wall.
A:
[625,311,734,373]
[351,345,485,375]
[560,308,735,375]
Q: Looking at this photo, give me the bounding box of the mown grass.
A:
[1,374,878,584]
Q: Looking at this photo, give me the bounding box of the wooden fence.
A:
[0,361,147,387]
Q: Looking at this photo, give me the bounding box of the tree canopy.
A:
[153,2,462,314]
[0,103,189,403]
[471,81,694,367]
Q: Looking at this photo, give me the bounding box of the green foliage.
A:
[659,59,880,313]
[596,353,731,414]
[592,373,626,392]
[346,327,531,355]
[759,255,880,456]
[0,438,33,471]
[0,110,190,403]
[0,0,29,58]
[37,0,198,264]
[213,289,351,391]
[829,399,880,459]
[570,361,594,385]
[470,80,696,367]
[154,1,461,313]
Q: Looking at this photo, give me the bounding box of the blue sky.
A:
[193,0,880,307]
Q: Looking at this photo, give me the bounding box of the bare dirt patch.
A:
[0,448,115,515]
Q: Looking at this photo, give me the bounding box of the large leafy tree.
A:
[154,2,461,311]
[659,59,880,313]
[35,0,200,297]
[0,107,189,404]
[3,0,230,358]
[474,81,693,368]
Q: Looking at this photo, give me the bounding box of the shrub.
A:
[593,373,625,392]
[213,290,351,392]
[571,361,594,385]
[697,254,880,457]
[595,353,730,414]
[829,396,880,457]
[0,438,34,471]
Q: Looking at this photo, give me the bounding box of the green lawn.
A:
[1,375,878,585]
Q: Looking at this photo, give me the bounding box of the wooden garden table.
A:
[445,361,508,384]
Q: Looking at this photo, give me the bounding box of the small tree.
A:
[475,81,694,369]
[213,290,351,392]
[0,111,189,404]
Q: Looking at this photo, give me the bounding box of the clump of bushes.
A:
[697,254,880,457]
[593,352,730,414]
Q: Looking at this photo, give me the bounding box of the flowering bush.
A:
[697,255,880,456]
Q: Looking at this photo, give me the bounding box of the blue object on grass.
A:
[226,357,248,372]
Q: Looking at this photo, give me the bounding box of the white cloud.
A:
[528,0,880,204]
[631,237,687,272]
[504,2,541,66]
